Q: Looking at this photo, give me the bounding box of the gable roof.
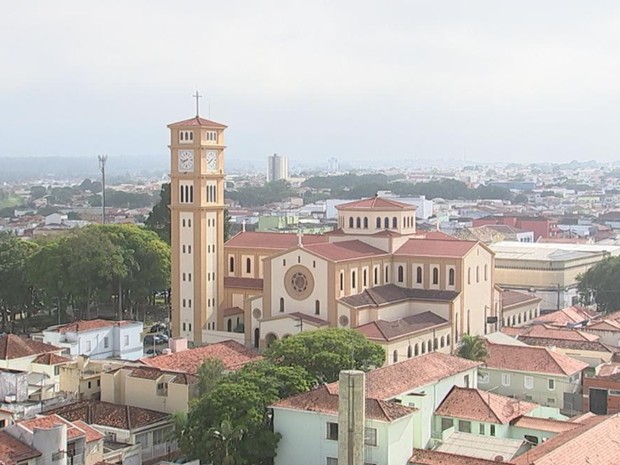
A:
[0,334,62,360]
[55,319,133,334]
[484,342,588,376]
[33,353,72,365]
[225,231,327,249]
[409,449,502,465]
[502,324,599,342]
[20,414,85,440]
[273,384,415,422]
[501,290,542,309]
[303,240,389,262]
[356,312,449,342]
[167,116,227,128]
[435,386,536,424]
[336,197,414,211]
[0,430,41,465]
[511,416,581,434]
[47,400,169,431]
[536,306,598,326]
[395,237,479,258]
[341,284,459,309]
[140,340,261,374]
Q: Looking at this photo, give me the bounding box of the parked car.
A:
[144,334,163,345]
[150,323,167,333]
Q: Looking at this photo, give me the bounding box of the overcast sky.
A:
[1,1,620,166]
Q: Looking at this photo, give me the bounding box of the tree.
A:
[30,185,47,200]
[206,416,244,465]
[145,183,171,244]
[577,257,620,313]
[224,208,233,242]
[265,328,386,384]
[197,358,226,395]
[456,334,488,361]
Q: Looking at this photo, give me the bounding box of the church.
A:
[168,113,503,363]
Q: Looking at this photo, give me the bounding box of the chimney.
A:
[338,370,365,465]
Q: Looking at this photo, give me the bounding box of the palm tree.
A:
[457,334,488,361]
[207,415,244,465]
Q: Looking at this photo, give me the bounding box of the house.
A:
[479,342,588,414]
[0,430,41,465]
[271,352,480,465]
[59,356,129,401]
[40,319,144,360]
[101,366,197,414]
[7,414,105,465]
[501,324,615,367]
[582,362,620,415]
[535,306,598,327]
[46,400,175,463]
[0,334,70,400]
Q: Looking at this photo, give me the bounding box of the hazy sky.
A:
[1,1,620,166]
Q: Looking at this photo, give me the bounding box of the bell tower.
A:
[168,100,227,344]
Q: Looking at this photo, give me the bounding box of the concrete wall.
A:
[0,369,28,402]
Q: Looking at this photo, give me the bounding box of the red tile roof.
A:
[225,231,327,249]
[0,334,62,360]
[304,240,388,262]
[395,237,478,258]
[341,284,459,309]
[222,306,244,317]
[502,324,599,342]
[273,384,415,422]
[409,449,504,465]
[33,353,72,365]
[140,340,261,374]
[336,197,414,211]
[501,290,541,309]
[287,312,329,326]
[536,306,597,326]
[485,342,588,376]
[73,420,105,442]
[356,312,448,342]
[47,400,169,430]
[21,414,85,440]
[512,414,620,465]
[167,116,227,128]
[223,277,264,290]
[511,416,580,433]
[0,430,41,465]
[435,387,536,424]
[56,319,132,333]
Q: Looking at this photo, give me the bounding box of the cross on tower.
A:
[193,90,202,117]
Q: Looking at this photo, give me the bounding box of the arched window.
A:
[349,217,354,228]
[392,217,398,229]
[518,314,522,324]
[455,313,460,342]
[405,217,409,228]
[427,340,432,353]
[246,258,251,274]
[227,319,232,332]
[484,264,488,281]
[414,344,419,356]
[363,217,368,229]
[446,334,451,346]
[398,266,404,283]
[384,217,389,229]
[254,328,260,348]
[315,300,320,315]
[416,266,423,284]
[376,217,381,229]
[407,345,412,358]
[356,217,361,229]
[229,256,235,273]
[434,338,438,350]
[279,297,284,312]
[440,336,445,348]
[351,271,357,289]
[432,267,439,285]
[363,269,368,287]
[468,268,471,284]
[449,268,455,286]
[511,315,516,326]
[476,266,480,283]
[393,350,398,363]
[374,267,378,285]
[340,272,344,291]
[385,265,389,283]
[421,342,426,354]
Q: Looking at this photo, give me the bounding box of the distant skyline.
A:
[1,1,620,164]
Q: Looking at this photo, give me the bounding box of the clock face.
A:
[206,151,217,171]
[178,150,194,172]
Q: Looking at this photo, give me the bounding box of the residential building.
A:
[40,319,144,360]
[479,342,588,414]
[473,216,557,241]
[267,153,288,182]
[59,356,128,401]
[0,430,41,465]
[582,362,620,414]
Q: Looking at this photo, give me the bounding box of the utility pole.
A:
[98,155,108,224]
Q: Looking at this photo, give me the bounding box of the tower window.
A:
[363,217,368,229]
[433,267,439,285]
[385,265,389,283]
[416,266,422,284]
[449,268,455,286]
[398,266,404,283]
[246,258,252,274]
[351,271,357,289]
[340,272,344,291]
[374,266,378,285]
[376,217,381,229]
[205,130,217,141]
[384,217,389,229]
[356,217,361,229]
[349,217,354,228]
[476,266,480,283]
[229,257,235,273]
[363,268,368,287]
[392,217,397,229]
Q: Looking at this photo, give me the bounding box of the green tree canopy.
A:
[145,183,171,243]
[577,256,620,313]
[456,334,488,361]
[265,328,386,384]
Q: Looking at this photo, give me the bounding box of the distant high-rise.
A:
[267,153,288,182]
[328,157,339,173]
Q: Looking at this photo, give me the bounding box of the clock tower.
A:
[168,113,227,344]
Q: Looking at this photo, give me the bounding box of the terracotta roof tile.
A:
[225,231,327,249]
[502,324,599,342]
[21,414,85,440]
[536,306,597,326]
[303,240,388,262]
[33,353,72,365]
[47,400,169,430]
[356,312,448,341]
[0,334,62,360]
[56,319,132,334]
[409,449,504,465]
[511,416,581,433]
[273,385,415,422]
[0,430,41,465]
[435,387,536,424]
[340,284,459,309]
[167,116,227,128]
[222,306,245,317]
[336,197,414,211]
[587,319,620,331]
[73,420,105,442]
[485,342,588,376]
[287,312,329,326]
[501,290,541,309]
[140,340,261,374]
[223,277,263,289]
[395,237,478,258]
